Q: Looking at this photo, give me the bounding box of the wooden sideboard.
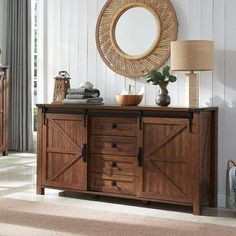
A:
[0,67,9,156]
[36,104,218,215]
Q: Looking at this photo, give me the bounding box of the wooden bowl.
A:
[115,95,143,106]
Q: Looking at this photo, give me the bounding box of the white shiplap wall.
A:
[0,0,7,64]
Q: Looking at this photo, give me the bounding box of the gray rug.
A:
[0,198,235,236]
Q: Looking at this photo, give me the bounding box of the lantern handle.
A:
[59,71,70,77]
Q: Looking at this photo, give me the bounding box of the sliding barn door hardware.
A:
[142,112,194,133]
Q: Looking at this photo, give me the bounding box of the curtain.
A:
[6,0,33,151]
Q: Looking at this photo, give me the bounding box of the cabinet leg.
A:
[142,200,150,205]
[93,195,100,199]
[2,151,8,156]
[37,187,45,195]
[209,198,217,208]
[193,204,201,215]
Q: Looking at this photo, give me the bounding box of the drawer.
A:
[90,173,136,195]
[90,135,137,156]
[90,154,136,176]
[90,117,137,136]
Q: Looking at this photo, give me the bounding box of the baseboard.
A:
[217,194,226,208]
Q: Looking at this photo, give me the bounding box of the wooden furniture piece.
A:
[96,0,178,78]
[37,104,218,215]
[0,67,9,156]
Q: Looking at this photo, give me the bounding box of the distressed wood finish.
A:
[140,118,192,204]
[0,67,9,156]
[90,154,136,176]
[37,104,218,215]
[90,135,137,156]
[42,113,87,191]
[90,172,136,196]
[90,116,138,137]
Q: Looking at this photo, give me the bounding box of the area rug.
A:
[0,198,235,236]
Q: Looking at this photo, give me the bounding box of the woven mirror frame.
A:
[96,0,178,78]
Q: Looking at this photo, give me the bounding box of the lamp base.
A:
[185,72,199,107]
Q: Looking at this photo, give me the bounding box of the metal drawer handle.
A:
[111,161,117,168]
[112,143,117,149]
[112,123,118,129]
[111,180,117,187]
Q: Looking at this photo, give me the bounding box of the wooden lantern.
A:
[52,71,71,104]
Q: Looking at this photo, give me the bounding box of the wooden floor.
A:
[0,152,235,228]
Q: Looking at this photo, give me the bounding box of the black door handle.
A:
[112,143,117,149]
[82,144,87,162]
[111,161,117,168]
[137,147,143,167]
[112,123,118,129]
[111,180,117,187]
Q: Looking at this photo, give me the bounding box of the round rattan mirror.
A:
[96,0,178,78]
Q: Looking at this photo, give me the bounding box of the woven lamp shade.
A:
[171,40,214,71]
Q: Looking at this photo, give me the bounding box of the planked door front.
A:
[140,117,193,204]
[42,113,87,191]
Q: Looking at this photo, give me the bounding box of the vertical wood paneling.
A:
[87,0,98,88]
[60,0,70,71]
[213,0,226,198]
[190,0,202,39]
[78,0,88,85]
[0,0,7,64]
[47,0,58,102]
[224,0,236,197]
[106,68,116,104]
[69,0,80,88]
[200,0,214,106]
[135,78,146,106]
[145,83,157,105]
[172,0,190,106]
[96,0,107,101]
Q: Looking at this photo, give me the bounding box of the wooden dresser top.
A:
[37,104,218,113]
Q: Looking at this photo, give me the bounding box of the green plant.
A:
[147,65,177,85]
[0,48,2,55]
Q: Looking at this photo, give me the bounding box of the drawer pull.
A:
[112,143,117,149]
[112,123,118,129]
[111,161,117,168]
[111,180,117,187]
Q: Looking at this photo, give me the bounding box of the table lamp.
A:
[171,40,214,107]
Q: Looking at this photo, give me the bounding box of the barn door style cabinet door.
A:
[140,117,193,203]
[38,112,87,194]
[37,105,218,215]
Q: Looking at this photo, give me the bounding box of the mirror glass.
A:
[115,7,159,57]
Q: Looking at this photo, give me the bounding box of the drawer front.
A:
[90,135,137,156]
[90,117,137,136]
[90,173,135,195]
[90,154,136,176]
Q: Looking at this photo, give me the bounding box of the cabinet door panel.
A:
[141,118,192,203]
[42,114,87,190]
